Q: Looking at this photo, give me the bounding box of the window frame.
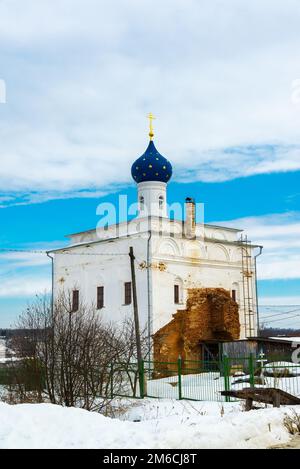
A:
[174,284,180,304]
[72,289,79,312]
[124,281,132,305]
[97,286,104,309]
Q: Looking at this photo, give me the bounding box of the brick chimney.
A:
[184,197,196,239]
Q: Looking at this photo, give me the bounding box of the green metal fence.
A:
[107,354,300,402]
[144,358,226,401]
[145,360,180,400]
[110,362,143,399]
[260,360,300,397]
[1,354,299,403]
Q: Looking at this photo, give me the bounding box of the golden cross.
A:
[147,112,156,140]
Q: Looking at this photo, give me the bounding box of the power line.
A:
[0,249,128,256]
[261,313,300,324]
[260,304,300,307]
[0,249,46,254]
[259,308,300,319]
[55,252,129,256]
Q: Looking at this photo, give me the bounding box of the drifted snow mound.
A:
[0,403,150,449]
[0,400,295,449]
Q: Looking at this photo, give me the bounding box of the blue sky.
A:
[1,170,300,327]
[0,0,300,327]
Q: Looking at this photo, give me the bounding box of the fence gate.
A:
[223,355,255,402]
[144,358,228,402]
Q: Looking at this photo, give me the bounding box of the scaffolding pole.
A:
[240,234,256,338]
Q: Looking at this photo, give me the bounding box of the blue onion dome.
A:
[131,140,173,183]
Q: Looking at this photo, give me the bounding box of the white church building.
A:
[48,117,262,354]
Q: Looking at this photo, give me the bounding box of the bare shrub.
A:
[283,411,300,435]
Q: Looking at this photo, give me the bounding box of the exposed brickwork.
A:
[153,288,240,373]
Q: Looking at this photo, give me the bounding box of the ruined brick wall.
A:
[153,288,240,368]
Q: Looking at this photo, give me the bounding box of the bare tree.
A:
[112,317,149,397]
[8,291,147,410]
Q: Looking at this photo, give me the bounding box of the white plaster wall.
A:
[53,236,150,330]
[53,218,258,343]
[137,181,168,218]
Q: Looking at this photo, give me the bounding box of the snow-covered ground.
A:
[0,399,297,449]
[0,339,6,361]
[0,338,18,364]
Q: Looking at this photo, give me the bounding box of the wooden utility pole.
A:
[129,246,142,364]
[129,246,144,397]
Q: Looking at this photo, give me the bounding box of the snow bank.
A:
[0,399,296,449]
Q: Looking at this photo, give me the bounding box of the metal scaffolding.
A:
[240,234,256,338]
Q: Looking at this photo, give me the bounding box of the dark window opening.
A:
[232,289,237,302]
[97,286,104,309]
[124,282,132,305]
[202,343,220,362]
[72,290,79,312]
[174,284,180,304]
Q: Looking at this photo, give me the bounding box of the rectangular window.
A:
[97,286,104,309]
[174,285,180,304]
[72,290,79,312]
[124,282,132,305]
[232,289,237,302]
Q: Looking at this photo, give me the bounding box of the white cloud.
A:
[0,274,50,298]
[1,1,300,200]
[0,240,68,267]
[0,252,49,268]
[259,297,300,306]
[0,242,66,298]
[215,212,300,281]
[0,189,111,208]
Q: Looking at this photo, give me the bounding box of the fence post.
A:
[223,355,230,403]
[178,356,182,400]
[110,363,114,399]
[249,353,255,388]
[139,360,145,399]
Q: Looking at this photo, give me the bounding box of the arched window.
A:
[139,196,144,210]
[159,195,164,209]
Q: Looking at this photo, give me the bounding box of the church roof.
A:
[131,140,172,184]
